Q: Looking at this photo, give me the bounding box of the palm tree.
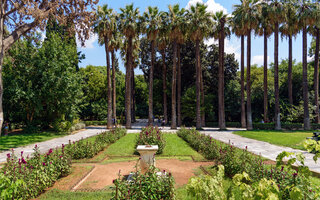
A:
[119,4,140,129]
[231,11,247,128]
[309,2,320,124]
[213,11,230,130]
[158,12,169,125]
[109,23,122,125]
[280,0,299,106]
[167,4,185,129]
[255,1,272,123]
[94,5,116,129]
[233,0,259,130]
[141,6,161,126]
[297,1,314,130]
[186,3,213,130]
[269,0,285,130]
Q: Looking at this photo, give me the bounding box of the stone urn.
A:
[136,145,158,174]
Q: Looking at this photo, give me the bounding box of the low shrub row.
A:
[135,126,165,154]
[65,128,127,159]
[177,128,319,199]
[111,166,175,200]
[0,128,127,200]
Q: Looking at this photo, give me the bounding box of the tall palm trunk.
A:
[201,69,205,126]
[274,23,281,130]
[195,39,201,129]
[162,49,168,124]
[288,35,293,105]
[241,35,246,128]
[171,41,177,129]
[263,31,268,123]
[131,66,135,123]
[112,50,116,122]
[314,28,320,123]
[104,36,112,129]
[303,26,310,130]
[0,3,4,135]
[218,20,226,130]
[148,40,155,125]
[125,37,132,129]
[177,44,182,127]
[246,31,253,130]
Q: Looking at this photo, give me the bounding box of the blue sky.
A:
[78,0,309,74]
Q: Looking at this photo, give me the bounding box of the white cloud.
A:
[307,56,313,62]
[77,33,98,49]
[204,37,241,62]
[186,0,228,14]
[252,55,269,66]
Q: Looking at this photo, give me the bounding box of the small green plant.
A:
[111,165,175,200]
[303,139,320,162]
[136,126,165,154]
[187,165,226,200]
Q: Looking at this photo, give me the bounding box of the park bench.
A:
[306,132,320,141]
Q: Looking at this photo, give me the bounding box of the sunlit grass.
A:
[233,130,313,150]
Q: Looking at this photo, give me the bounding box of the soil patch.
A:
[50,165,94,190]
[263,160,276,165]
[77,159,213,190]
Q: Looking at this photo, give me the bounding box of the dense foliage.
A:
[111,166,175,200]
[178,128,320,199]
[4,33,82,131]
[135,126,165,154]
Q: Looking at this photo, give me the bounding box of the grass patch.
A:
[233,130,313,150]
[0,131,68,151]
[39,189,113,200]
[162,134,204,160]
[104,133,137,156]
[103,133,204,160]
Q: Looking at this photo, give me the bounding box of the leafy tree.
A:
[0,0,97,135]
[4,33,82,129]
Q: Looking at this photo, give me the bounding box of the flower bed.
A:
[111,166,175,200]
[135,126,165,154]
[1,145,71,199]
[178,127,320,199]
[0,128,127,199]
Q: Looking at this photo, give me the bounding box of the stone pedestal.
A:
[136,145,158,174]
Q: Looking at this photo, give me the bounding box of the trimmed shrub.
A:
[135,126,165,154]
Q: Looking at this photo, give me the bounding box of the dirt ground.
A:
[76,159,214,190]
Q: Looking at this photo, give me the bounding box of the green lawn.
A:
[233,130,313,150]
[0,131,68,152]
[104,133,204,160]
[104,133,137,156]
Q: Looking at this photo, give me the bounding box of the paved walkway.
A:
[0,127,107,163]
[201,128,320,174]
